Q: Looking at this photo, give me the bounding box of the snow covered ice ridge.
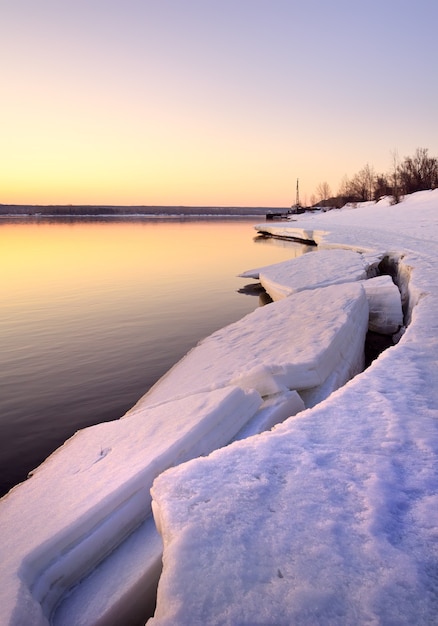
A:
[150,191,438,625]
[0,190,437,625]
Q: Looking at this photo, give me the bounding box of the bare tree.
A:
[328,147,437,210]
[347,164,375,202]
[336,175,356,205]
[398,148,438,194]
[390,149,401,204]
[338,175,350,197]
[374,173,391,201]
[316,181,332,202]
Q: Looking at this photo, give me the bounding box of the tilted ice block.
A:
[231,364,289,396]
[238,244,314,280]
[362,251,384,277]
[239,267,261,279]
[299,314,367,408]
[52,517,162,626]
[233,391,305,441]
[297,283,369,407]
[136,282,369,408]
[0,386,261,626]
[242,249,371,302]
[361,275,403,334]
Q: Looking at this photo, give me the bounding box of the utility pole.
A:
[296,178,300,207]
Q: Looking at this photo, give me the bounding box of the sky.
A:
[2,0,438,207]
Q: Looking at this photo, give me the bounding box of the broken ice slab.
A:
[52,517,162,626]
[240,249,402,336]
[0,386,261,625]
[361,275,403,334]
[240,249,373,301]
[136,281,369,408]
[233,390,306,441]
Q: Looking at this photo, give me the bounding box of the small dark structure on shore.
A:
[266,178,305,220]
[266,210,291,220]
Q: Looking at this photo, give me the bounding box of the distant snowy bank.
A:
[1,191,437,625]
[0,204,274,218]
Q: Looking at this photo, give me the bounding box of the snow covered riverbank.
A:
[150,191,438,624]
[0,191,437,625]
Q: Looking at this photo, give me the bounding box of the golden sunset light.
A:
[2,1,437,206]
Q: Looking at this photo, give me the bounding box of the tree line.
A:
[313,147,438,207]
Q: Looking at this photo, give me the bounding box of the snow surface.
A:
[149,191,438,625]
[0,190,437,626]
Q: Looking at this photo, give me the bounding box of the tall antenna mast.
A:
[296,178,300,207]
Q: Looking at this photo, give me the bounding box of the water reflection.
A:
[0,218,309,496]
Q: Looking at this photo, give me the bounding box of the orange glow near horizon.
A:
[1,220,308,313]
[2,3,437,207]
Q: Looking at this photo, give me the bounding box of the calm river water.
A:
[0,217,310,496]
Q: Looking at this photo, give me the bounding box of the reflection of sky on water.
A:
[0,219,308,495]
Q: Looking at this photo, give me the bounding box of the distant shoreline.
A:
[0,204,284,218]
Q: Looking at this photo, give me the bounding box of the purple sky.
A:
[2,0,437,205]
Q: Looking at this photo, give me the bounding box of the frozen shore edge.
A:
[149,192,438,625]
[0,191,437,625]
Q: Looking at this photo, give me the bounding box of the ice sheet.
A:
[136,281,368,407]
[233,390,305,441]
[242,248,371,301]
[0,386,261,624]
[241,250,403,336]
[149,190,438,625]
[2,190,437,626]
[0,257,370,625]
[52,517,162,626]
